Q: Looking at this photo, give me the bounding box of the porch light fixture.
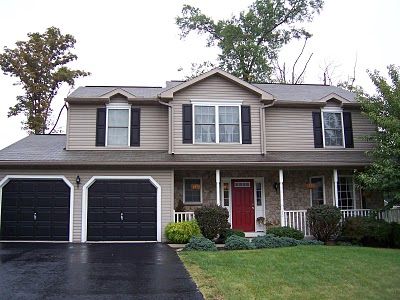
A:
[273,182,279,192]
[76,175,81,186]
[305,182,316,190]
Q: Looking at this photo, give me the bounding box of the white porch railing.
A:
[284,208,400,236]
[283,210,310,236]
[173,210,195,223]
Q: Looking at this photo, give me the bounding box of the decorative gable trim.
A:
[159,68,275,101]
[100,88,136,99]
[317,93,351,105]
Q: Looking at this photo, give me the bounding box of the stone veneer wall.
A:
[174,168,379,225]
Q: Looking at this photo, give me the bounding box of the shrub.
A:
[266,226,304,240]
[194,205,230,240]
[389,222,400,248]
[252,235,284,249]
[340,217,392,247]
[224,235,255,250]
[297,239,324,245]
[307,205,342,242]
[183,236,217,251]
[279,237,300,247]
[218,229,245,243]
[165,221,201,244]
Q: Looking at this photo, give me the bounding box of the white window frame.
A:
[337,175,356,209]
[309,176,326,207]
[191,100,243,144]
[183,178,202,205]
[105,104,131,147]
[321,108,345,148]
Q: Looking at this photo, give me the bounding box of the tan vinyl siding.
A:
[265,107,315,151]
[0,169,174,242]
[67,104,169,151]
[351,110,376,150]
[265,107,376,151]
[172,74,262,154]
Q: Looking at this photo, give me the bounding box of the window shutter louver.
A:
[343,111,354,148]
[96,108,106,146]
[130,107,140,147]
[241,106,252,144]
[312,112,323,148]
[182,104,193,144]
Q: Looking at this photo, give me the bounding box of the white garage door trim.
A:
[0,175,74,242]
[81,176,162,243]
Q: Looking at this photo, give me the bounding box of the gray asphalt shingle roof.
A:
[69,81,355,102]
[0,135,370,167]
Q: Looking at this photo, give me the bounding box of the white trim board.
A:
[81,176,162,243]
[0,175,75,243]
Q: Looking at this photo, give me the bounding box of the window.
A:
[219,106,240,143]
[107,108,130,146]
[223,181,230,207]
[256,182,262,206]
[194,106,215,143]
[338,176,354,209]
[183,178,202,204]
[310,177,324,206]
[322,110,344,147]
[193,104,241,143]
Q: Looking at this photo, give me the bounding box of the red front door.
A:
[231,179,255,232]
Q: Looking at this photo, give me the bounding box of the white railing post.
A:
[216,169,221,206]
[279,169,284,226]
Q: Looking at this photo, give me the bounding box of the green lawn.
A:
[179,246,400,300]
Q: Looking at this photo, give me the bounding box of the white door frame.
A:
[0,175,74,242]
[81,176,162,242]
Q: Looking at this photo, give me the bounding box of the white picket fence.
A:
[283,208,400,236]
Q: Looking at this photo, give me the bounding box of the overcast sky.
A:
[0,0,399,149]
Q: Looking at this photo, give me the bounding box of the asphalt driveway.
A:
[0,243,203,299]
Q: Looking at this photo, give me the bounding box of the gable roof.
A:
[158,68,275,101]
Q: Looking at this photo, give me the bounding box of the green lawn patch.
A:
[179,246,400,300]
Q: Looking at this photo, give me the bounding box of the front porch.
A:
[173,168,393,236]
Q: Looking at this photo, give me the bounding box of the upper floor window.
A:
[322,110,344,147]
[194,104,241,144]
[107,107,130,146]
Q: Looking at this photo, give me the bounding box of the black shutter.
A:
[241,106,252,144]
[96,108,106,146]
[343,111,354,148]
[130,108,140,147]
[182,104,193,144]
[312,112,323,148]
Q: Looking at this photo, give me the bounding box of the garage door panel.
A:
[87,179,157,241]
[1,179,70,241]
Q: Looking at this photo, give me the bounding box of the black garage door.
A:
[87,180,157,241]
[1,179,70,241]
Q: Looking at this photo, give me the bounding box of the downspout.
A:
[259,100,276,155]
[158,100,174,154]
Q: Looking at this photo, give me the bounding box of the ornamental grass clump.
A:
[183,236,218,251]
[165,220,201,244]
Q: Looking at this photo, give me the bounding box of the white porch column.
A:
[279,169,284,226]
[333,169,339,207]
[216,169,221,206]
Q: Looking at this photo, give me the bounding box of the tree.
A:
[0,26,90,134]
[357,65,400,207]
[176,0,324,82]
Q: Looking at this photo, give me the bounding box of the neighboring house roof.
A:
[0,135,371,167]
[67,75,356,104]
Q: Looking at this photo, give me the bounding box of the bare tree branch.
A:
[295,52,313,84]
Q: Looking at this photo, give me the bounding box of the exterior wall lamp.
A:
[76,175,81,186]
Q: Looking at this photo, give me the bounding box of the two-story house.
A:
[0,68,381,243]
